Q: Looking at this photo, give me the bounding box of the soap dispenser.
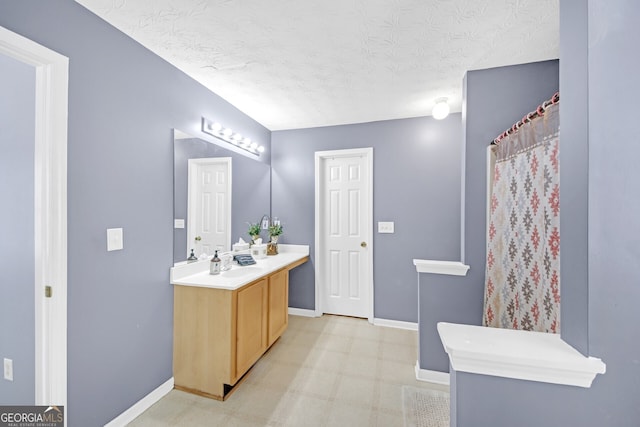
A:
[210,250,221,275]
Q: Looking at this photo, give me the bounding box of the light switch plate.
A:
[378,221,395,233]
[107,228,124,251]
[4,358,13,381]
[174,219,185,229]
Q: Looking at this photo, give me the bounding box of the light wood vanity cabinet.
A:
[235,278,268,378]
[173,259,302,400]
[267,268,288,346]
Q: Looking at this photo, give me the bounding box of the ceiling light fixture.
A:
[202,117,265,156]
[432,98,450,120]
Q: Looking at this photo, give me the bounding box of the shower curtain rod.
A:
[491,92,560,145]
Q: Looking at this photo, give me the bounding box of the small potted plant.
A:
[247,222,261,244]
[268,223,283,244]
[267,223,283,255]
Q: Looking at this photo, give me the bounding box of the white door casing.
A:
[315,148,373,321]
[0,26,68,411]
[187,158,232,257]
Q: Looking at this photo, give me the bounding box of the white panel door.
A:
[321,153,371,318]
[188,158,231,257]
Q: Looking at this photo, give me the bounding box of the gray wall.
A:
[451,1,640,426]
[271,115,462,321]
[452,370,594,427]
[581,0,640,422]
[0,1,270,425]
[558,0,591,356]
[173,137,271,263]
[418,60,560,372]
[0,53,35,404]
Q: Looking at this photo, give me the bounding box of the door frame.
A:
[0,26,68,408]
[187,157,232,256]
[314,148,374,322]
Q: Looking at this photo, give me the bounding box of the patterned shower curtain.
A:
[483,103,560,333]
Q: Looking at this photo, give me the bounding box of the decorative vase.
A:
[270,235,279,244]
[267,242,278,256]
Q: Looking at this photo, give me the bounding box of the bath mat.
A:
[402,386,450,427]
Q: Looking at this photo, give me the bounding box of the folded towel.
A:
[233,254,256,266]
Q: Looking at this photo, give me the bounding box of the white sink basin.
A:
[222,266,264,278]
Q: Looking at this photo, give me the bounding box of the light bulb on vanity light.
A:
[201,116,265,157]
[432,98,450,120]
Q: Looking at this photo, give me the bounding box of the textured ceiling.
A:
[76,0,559,130]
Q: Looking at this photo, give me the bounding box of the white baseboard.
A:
[414,361,450,385]
[104,377,174,427]
[289,311,418,332]
[288,307,317,317]
[373,318,418,331]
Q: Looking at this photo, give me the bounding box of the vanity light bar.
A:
[201,117,265,156]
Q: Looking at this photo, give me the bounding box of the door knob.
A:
[195,236,202,241]
[360,241,367,248]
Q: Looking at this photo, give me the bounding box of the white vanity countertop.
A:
[170,244,309,290]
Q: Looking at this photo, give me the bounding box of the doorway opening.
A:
[0,25,68,409]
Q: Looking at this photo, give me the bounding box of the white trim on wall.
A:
[0,25,68,412]
[288,307,318,317]
[373,318,418,331]
[104,377,174,427]
[438,322,606,388]
[413,259,470,276]
[414,361,450,385]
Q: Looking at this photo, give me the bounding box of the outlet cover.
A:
[378,221,395,233]
[107,228,124,251]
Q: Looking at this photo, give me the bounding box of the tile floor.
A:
[128,314,449,426]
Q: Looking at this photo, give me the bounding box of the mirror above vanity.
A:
[173,129,271,264]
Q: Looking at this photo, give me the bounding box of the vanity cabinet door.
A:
[235,278,268,378]
[268,269,289,346]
